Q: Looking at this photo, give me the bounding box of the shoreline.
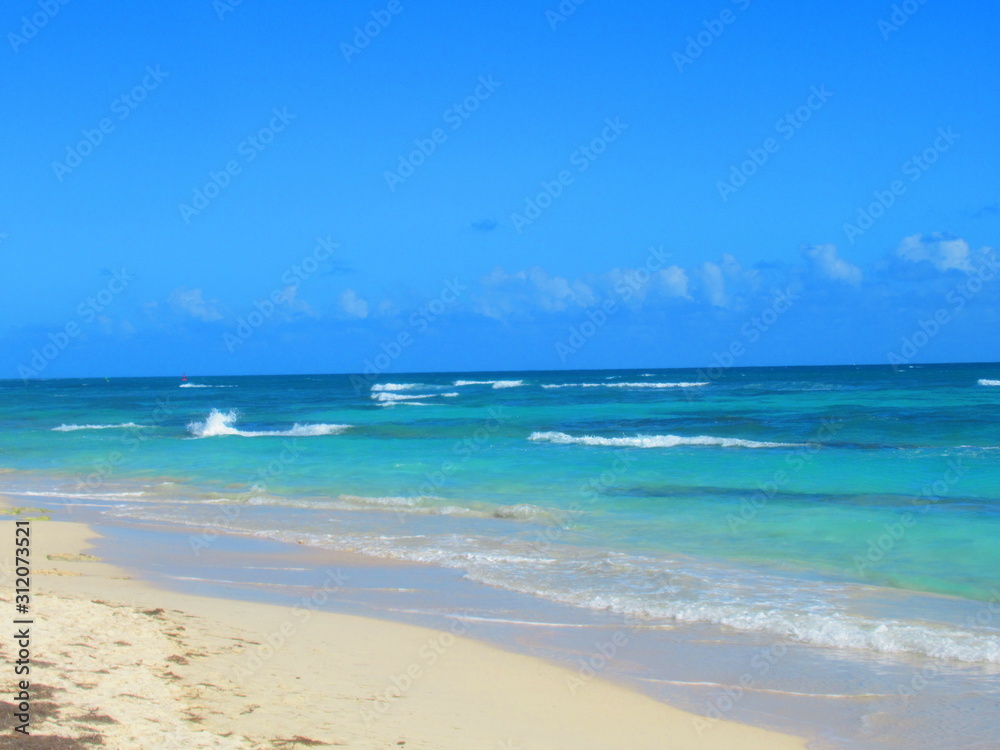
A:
[0,497,811,749]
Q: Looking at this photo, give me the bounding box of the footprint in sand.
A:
[47,553,101,562]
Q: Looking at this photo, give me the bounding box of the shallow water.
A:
[2,363,1000,746]
[17,500,1000,750]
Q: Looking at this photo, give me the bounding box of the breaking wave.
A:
[541,382,708,389]
[186,409,350,438]
[53,423,147,432]
[528,431,799,449]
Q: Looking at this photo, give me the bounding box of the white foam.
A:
[371,383,426,392]
[106,499,1000,665]
[583,596,1000,664]
[325,494,484,516]
[365,543,1000,664]
[528,431,798,449]
[978,379,1000,386]
[372,391,459,404]
[372,392,429,402]
[103,495,1000,665]
[335,494,423,508]
[53,423,147,432]
[214,491,554,521]
[186,409,350,438]
[454,379,524,388]
[491,380,524,389]
[541,382,708,389]
[12,490,146,499]
[492,503,550,520]
[180,383,236,388]
[282,423,352,437]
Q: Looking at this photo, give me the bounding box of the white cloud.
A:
[476,266,594,319]
[474,255,759,316]
[658,266,691,299]
[279,285,317,318]
[700,262,728,307]
[603,263,691,305]
[529,267,596,311]
[802,244,862,285]
[896,233,975,272]
[339,288,369,319]
[169,287,223,321]
[720,252,743,278]
[694,254,762,307]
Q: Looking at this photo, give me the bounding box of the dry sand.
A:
[0,504,810,749]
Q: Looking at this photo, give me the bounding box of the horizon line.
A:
[5,359,1000,383]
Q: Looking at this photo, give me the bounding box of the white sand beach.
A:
[0,501,809,749]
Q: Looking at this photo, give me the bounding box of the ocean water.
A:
[2,364,1000,657]
[2,364,1000,745]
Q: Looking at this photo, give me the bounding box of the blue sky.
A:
[2,0,998,378]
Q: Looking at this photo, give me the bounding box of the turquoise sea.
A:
[2,363,1000,746]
